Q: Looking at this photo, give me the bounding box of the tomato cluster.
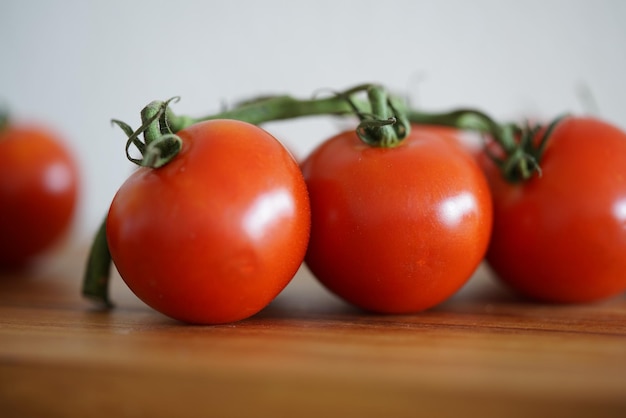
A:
[99,104,626,324]
[0,85,604,324]
[101,115,495,323]
[11,87,625,325]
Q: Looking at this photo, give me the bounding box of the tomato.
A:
[0,124,79,268]
[106,120,310,324]
[480,117,626,303]
[301,125,492,313]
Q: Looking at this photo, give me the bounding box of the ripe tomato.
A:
[481,117,626,303]
[301,125,492,313]
[0,124,79,268]
[106,120,310,324]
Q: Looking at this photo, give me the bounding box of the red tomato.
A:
[481,117,626,303]
[0,124,79,268]
[106,120,310,324]
[301,125,492,313]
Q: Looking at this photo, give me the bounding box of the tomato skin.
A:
[301,126,492,313]
[106,120,310,324]
[0,125,79,268]
[481,117,626,303]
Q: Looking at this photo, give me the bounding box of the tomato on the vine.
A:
[106,119,310,324]
[480,117,626,303]
[0,124,79,268]
[301,125,492,313]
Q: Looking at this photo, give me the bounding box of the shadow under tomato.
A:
[256,263,527,322]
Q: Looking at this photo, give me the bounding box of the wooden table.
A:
[1,245,625,418]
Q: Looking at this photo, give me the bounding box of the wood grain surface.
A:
[1,245,625,418]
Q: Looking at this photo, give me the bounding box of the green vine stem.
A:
[82,219,112,307]
[168,94,361,131]
[82,83,558,307]
[166,85,411,148]
[407,107,565,182]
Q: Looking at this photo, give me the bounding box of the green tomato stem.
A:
[82,219,113,308]
[407,108,511,144]
[361,86,404,147]
[113,98,183,169]
[140,101,167,146]
[168,94,364,131]
[407,106,553,182]
[169,85,412,148]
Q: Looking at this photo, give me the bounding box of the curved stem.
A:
[115,98,183,169]
[82,219,112,308]
[168,85,412,148]
[407,107,550,183]
[169,90,516,152]
[407,108,517,148]
[168,95,363,132]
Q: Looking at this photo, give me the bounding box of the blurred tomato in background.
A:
[0,122,79,269]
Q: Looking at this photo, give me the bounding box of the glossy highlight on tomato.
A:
[481,117,626,303]
[0,124,79,268]
[106,120,310,324]
[301,125,493,313]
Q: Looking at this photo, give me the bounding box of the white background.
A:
[2,0,625,243]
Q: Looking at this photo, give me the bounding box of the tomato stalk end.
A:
[487,116,567,183]
[112,97,183,169]
[339,84,411,147]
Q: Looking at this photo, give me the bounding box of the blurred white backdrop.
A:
[1,0,625,243]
